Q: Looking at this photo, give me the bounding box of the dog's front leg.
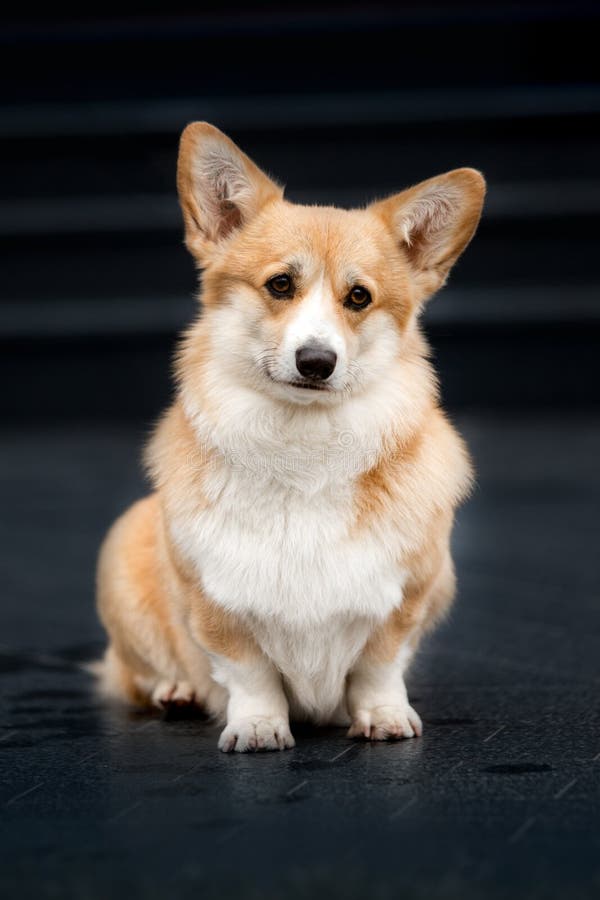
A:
[346,644,423,741]
[211,654,295,753]
[347,549,456,740]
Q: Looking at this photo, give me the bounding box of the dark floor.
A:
[1,412,599,898]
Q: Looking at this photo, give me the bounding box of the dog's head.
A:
[177,122,485,407]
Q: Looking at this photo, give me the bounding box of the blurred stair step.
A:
[1,285,598,339]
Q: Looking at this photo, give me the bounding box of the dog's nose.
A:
[295,342,337,380]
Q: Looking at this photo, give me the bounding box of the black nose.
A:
[295,343,337,381]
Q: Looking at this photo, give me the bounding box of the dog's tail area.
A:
[82,646,114,694]
[84,644,142,704]
[81,656,104,678]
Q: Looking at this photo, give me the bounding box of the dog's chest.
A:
[176,465,406,629]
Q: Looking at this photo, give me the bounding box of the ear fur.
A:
[177,122,283,260]
[372,168,486,301]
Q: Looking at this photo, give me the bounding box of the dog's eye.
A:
[344,285,372,310]
[266,274,293,296]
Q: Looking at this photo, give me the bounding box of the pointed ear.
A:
[372,168,485,301]
[177,122,283,260]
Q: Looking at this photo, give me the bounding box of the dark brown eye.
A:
[266,274,293,296]
[345,285,372,310]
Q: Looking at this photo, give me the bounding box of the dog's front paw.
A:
[348,704,422,741]
[218,716,295,753]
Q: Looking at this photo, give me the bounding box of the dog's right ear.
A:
[177,122,283,260]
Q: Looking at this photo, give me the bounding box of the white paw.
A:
[348,704,423,741]
[151,680,195,708]
[218,716,295,753]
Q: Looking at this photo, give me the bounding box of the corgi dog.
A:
[97,122,485,752]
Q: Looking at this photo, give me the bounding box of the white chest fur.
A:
[187,467,404,623]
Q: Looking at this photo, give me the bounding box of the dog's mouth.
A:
[264,368,333,393]
[287,380,330,392]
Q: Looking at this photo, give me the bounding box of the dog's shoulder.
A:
[353,405,473,541]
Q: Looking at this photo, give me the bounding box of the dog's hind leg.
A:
[95,494,218,711]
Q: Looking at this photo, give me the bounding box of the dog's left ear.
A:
[372,168,486,301]
[177,122,283,261]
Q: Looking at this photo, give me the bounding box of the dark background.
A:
[2,1,599,419]
[1,4,599,899]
